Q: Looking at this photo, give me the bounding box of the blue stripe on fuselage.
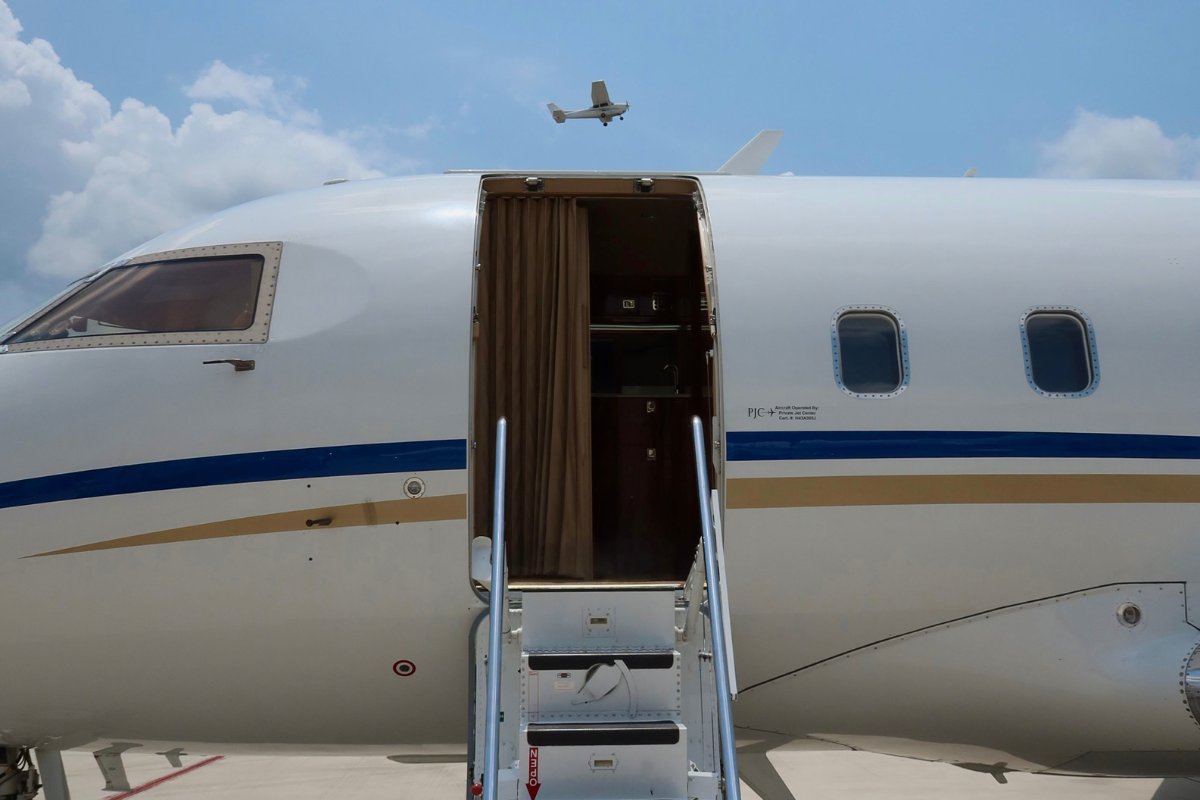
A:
[7,431,1199,510]
[0,439,467,510]
[726,430,1200,462]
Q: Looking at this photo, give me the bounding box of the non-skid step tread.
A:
[527,652,675,670]
[525,721,680,747]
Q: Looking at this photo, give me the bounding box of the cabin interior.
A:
[472,178,715,585]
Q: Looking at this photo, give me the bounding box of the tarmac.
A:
[50,748,1200,800]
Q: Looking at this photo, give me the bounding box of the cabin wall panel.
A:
[0,175,482,483]
[724,501,1200,688]
[0,175,485,748]
[0,509,478,746]
[733,582,1200,772]
[704,176,1200,435]
[701,175,1200,690]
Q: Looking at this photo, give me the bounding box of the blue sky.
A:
[2,1,1199,320]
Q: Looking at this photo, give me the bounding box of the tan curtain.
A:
[474,197,593,580]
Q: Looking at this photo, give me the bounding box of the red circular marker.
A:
[392,660,416,677]
[470,783,483,797]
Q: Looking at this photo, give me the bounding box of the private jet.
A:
[4,130,1200,800]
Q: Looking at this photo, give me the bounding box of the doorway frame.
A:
[463,173,726,593]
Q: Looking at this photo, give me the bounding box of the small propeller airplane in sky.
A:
[547,80,628,126]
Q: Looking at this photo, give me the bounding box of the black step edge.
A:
[527,653,675,671]
[526,721,680,747]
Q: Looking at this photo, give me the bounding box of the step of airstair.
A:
[473,588,723,800]
[520,720,688,800]
[518,591,688,800]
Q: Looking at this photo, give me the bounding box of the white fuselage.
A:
[3,174,1200,776]
[564,104,628,120]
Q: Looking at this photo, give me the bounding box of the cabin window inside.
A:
[1022,310,1095,396]
[8,256,265,345]
[834,310,906,396]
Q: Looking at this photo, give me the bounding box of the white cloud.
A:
[0,76,29,108]
[29,97,384,277]
[0,2,112,182]
[184,60,319,126]
[187,60,278,108]
[399,116,438,139]
[1039,110,1200,179]
[0,278,59,332]
[0,0,397,285]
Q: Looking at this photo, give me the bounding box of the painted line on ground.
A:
[108,756,224,800]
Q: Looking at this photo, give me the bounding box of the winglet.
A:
[547,103,566,123]
[719,130,784,175]
[963,167,978,178]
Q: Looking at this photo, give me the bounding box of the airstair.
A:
[468,417,740,800]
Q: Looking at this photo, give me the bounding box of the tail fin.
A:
[547,103,567,123]
[718,130,784,175]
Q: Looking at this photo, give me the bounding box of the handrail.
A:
[691,416,741,800]
[483,417,508,800]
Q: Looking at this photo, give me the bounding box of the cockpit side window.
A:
[3,242,280,352]
[831,306,910,398]
[1020,307,1098,397]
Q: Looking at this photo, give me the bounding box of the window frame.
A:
[1019,306,1099,398]
[1,242,282,353]
[830,304,910,399]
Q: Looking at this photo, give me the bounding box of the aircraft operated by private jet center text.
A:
[3,128,1200,800]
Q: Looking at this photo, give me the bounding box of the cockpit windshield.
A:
[7,256,264,344]
[0,279,93,340]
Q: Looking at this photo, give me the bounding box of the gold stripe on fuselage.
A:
[27,493,467,558]
[727,474,1200,509]
[26,474,1200,558]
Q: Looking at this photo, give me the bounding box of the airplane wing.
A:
[547,103,567,123]
[591,80,611,107]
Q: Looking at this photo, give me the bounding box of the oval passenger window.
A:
[835,312,903,395]
[1024,312,1093,394]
